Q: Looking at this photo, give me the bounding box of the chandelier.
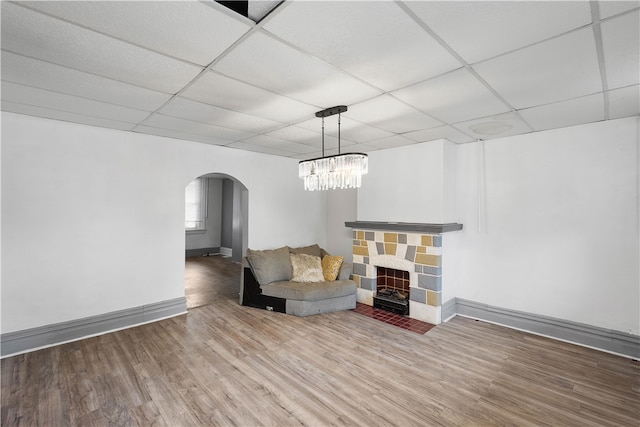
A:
[298,105,368,191]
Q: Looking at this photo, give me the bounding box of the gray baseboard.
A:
[1,297,187,357]
[447,298,639,359]
[441,298,457,322]
[186,247,220,257]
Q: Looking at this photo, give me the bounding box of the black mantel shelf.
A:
[345,221,463,234]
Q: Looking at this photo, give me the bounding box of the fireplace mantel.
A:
[345,221,463,234]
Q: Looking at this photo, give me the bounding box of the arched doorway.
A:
[184,173,248,309]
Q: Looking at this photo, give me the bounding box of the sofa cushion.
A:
[290,253,324,283]
[337,262,353,281]
[261,280,357,301]
[321,255,344,281]
[246,246,291,284]
[289,244,323,258]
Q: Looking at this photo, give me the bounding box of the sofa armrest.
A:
[338,261,353,281]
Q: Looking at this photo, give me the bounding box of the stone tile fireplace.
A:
[346,221,462,325]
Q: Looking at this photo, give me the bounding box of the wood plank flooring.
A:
[2,255,639,426]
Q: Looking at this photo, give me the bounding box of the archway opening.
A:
[184,173,248,309]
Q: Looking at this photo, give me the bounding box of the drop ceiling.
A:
[1,1,638,159]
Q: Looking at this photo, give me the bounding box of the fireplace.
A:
[346,221,463,325]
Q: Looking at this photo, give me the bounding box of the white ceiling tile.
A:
[160,97,284,133]
[333,121,393,145]
[474,28,602,109]
[347,95,442,133]
[141,114,254,141]
[518,93,605,131]
[213,31,381,106]
[365,135,417,150]
[227,140,299,157]
[346,143,380,153]
[1,101,135,131]
[2,82,150,123]
[182,71,317,123]
[452,112,532,140]
[264,1,461,91]
[598,1,639,19]
[601,10,640,89]
[265,125,321,146]
[403,125,475,144]
[1,52,171,112]
[275,142,318,155]
[1,2,202,93]
[392,68,509,123]
[134,125,235,146]
[20,1,250,66]
[405,1,592,63]
[240,133,350,157]
[608,85,640,119]
[293,116,394,143]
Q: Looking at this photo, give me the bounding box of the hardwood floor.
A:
[2,256,639,426]
[184,255,240,309]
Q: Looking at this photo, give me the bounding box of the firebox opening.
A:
[374,266,410,315]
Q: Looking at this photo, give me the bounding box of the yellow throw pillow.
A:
[322,255,344,281]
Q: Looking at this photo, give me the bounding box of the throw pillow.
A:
[289,244,322,258]
[290,253,324,283]
[322,255,344,281]
[246,247,291,284]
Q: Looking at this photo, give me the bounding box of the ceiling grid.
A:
[1,0,638,157]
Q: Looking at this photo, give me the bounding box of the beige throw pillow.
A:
[322,255,344,281]
[290,253,324,283]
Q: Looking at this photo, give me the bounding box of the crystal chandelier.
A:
[298,105,368,191]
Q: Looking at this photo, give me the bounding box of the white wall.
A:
[1,112,325,333]
[453,117,639,334]
[357,140,447,223]
[325,188,356,261]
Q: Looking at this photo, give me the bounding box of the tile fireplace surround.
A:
[346,221,463,325]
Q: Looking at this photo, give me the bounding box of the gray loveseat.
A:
[240,244,357,316]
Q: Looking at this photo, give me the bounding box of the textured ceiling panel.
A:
[264,1,461,91]
[1,2,202,93]
[474,27,602,109]
[519,93,605,131]
[364,134,417,150]
[181,71,317,124]
[392,68,509,124]
[213,31,381,106]
[1,51,172,112]
[403,125,475,145]
[2,81,150,123]
[142,114,254,142]
[159,97,283,133]
[405,1,592,63]
[598,0,639,19]
[20,1,251,66]
[607,85,640,119]
[135,125,238,147]
[347,95,443,133]
[1,100,135,131]
[601,10,640,89]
